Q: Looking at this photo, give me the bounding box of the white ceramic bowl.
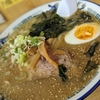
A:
[0,0,100,100]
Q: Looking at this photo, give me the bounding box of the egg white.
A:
[65,22,100,45]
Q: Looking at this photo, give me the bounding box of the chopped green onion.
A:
[14,35,25,46]
[17,52,26,63]
[28,36,43,46]
[9,34,44,65]
[15,47,18,53]
[40,31,45,36]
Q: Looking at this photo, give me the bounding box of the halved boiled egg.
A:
[65,22,100,45]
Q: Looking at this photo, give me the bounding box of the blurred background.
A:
[0,0,100,100]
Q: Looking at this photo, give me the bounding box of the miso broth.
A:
[0,9,100,100]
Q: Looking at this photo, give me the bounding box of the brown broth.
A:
[0,10,100,100]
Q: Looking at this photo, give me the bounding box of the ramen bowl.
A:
[0,0,100,100]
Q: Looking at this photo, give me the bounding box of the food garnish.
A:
[38,41,58,67]
[9,34,44,66]
[58,64,68,82]
[84,41,99,57]
[29,13,66,39]
[84,60,98,73]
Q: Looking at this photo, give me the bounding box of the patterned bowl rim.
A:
[0,0,100,100]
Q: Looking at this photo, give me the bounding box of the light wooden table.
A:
[0,0,100,100]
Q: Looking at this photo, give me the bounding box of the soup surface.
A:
[0,8,100,100]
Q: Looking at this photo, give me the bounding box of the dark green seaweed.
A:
[64,11,93,31]
[58,65,68,82]
[84,41,99,57]
[84,60,98,73]
[29,13,66,39]
[78,12,93,23]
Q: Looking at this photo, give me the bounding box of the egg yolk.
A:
[75,25,97,40]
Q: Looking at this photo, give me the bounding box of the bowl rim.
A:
[0,0,100,100]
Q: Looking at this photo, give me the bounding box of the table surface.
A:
[0,0,100,100]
